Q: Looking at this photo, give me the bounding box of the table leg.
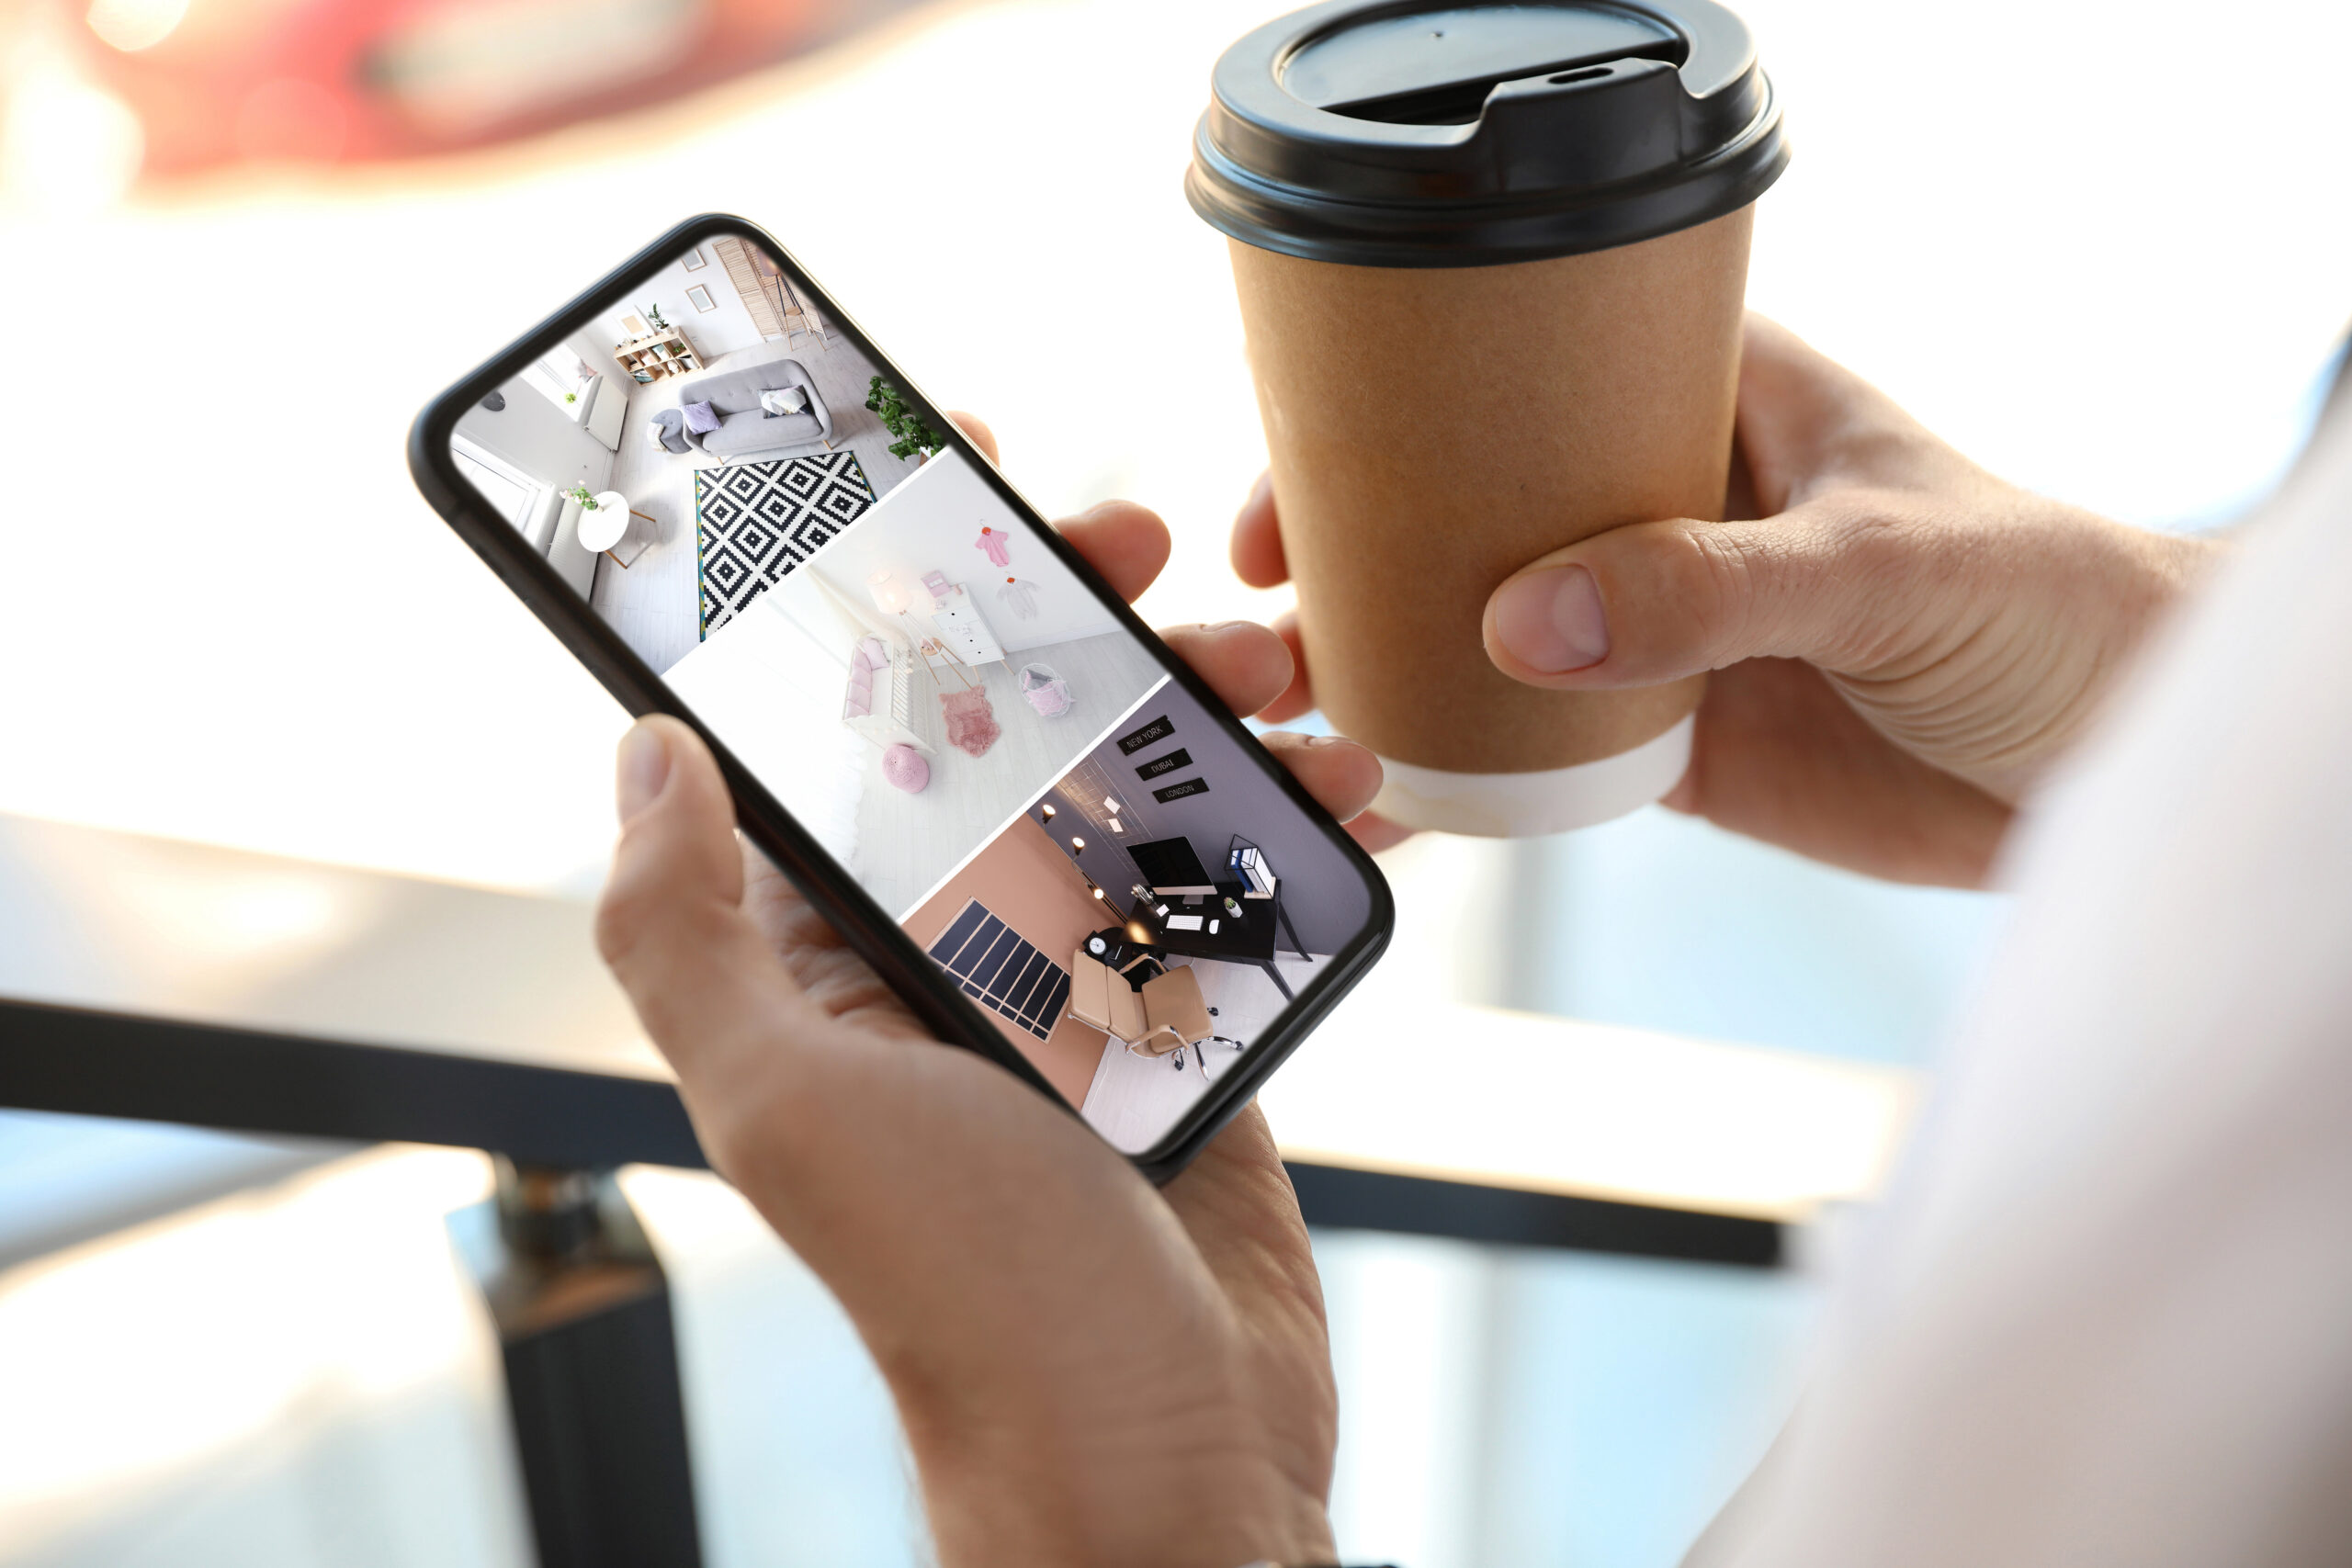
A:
[449,1161,703,1568]
[1261,959,1294,1002]
[1272,889,1310,963]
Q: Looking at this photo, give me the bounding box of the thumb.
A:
[595,716,819,1078]
[1482,496,1928,689]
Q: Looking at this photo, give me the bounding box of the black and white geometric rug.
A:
[695,451,876,638]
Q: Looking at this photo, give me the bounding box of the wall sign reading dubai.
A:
[1117,715,1175,754]
[1151,777,1210,804]
[1134,748,1192,780]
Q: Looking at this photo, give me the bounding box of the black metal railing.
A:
[1,992,1782,1568]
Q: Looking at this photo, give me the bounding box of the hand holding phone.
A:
[593,465,1357,1568]
[410,215,1392,1177]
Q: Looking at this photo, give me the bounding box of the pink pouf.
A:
[882,744,930,792]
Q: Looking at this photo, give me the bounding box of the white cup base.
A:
[1368,713,1696,838]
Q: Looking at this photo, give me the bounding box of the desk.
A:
[1123,880,1299,1001]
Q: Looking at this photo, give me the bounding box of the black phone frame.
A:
[407,212,1392,1182]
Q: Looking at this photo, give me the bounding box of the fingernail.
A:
[617,722,673,824]
[1303,733,1343,747]
[1493,565,1609,673]
[1238,472,1271,519]
[1202,619,1255,637]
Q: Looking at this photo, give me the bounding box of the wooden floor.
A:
[590,337,926,674]
[1077,953,1325,1156]
[854,643,1166,919]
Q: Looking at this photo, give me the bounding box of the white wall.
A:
[803,449,1121,654]
[597,241,769,366]
[452,373,613,493]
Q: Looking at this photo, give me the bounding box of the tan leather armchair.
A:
[1069,952,1214,1057]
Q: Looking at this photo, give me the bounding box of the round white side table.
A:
[575,491,631,554]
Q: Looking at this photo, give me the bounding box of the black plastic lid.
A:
[1187,0,1787,267]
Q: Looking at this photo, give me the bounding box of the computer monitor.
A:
[1126,835,1215,894]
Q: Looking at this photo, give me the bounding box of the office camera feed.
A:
[447,235,1372,1152]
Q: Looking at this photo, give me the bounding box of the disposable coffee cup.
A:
[1187,0,1787,836]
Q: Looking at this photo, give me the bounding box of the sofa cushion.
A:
[760,387,808,418]
[681,400,720,434]
[703,409,820,457]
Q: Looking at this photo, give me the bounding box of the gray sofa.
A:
[676,356,832,463]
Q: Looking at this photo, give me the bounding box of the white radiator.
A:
[582,375,626,452]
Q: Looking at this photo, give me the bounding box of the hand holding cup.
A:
[1235,317,2223,886]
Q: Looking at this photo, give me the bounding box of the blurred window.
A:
[519,346,594,420]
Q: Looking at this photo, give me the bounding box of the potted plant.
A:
[562,485,601,509]
[866,377,946,462]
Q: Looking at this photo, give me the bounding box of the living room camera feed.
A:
[447,233,1371,1150]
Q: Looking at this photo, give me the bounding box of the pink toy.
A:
[1018,662,1073,718]
[882,744,929,792]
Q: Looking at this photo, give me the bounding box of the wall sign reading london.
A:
[1117,715,1175,755]
[1134,748,1192,781]
[1152,777,1210,804]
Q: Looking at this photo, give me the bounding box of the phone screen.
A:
[437,225,1379,1157]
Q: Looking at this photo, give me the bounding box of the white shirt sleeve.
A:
[1693,393,2352,1568]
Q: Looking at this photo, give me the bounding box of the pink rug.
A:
[940,688,1001,757]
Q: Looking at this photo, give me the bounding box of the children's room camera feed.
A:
[448,235,1369,1150]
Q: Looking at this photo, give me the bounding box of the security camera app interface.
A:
[449,235,1373,1154]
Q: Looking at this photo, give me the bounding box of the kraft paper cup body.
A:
[1230,208,1752,836]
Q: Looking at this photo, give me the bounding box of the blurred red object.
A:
[62,0,923,177]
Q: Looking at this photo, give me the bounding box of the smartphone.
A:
[407,213,1392,1179]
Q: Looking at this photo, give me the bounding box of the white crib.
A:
[842,635,929,752]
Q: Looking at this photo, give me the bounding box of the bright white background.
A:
[2,2,2348,1566]
[3,0,2345,897]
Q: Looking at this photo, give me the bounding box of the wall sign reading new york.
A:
[1134,748,1192,781]
[1117,715,1175,755]
[1152,777,1210,804]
